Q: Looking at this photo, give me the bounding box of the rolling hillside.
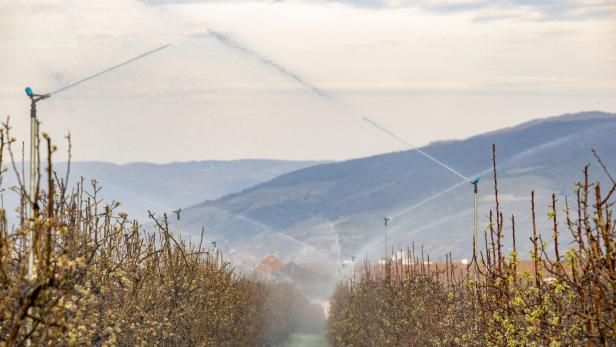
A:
[181,111,616,265]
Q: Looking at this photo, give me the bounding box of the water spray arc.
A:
[146,0,474,263]
[206,28,331,100]
[367,174,482,261]
[48,44,171,97]
[203,19,508,280]
[133,2,476,266]
[204,27,478,260]
[204,27,469,184]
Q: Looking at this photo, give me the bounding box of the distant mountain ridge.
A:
[2,159,321,221]
[181,111,616,266]
[466,110,616,140]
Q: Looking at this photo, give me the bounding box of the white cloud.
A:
[143,0,616,21]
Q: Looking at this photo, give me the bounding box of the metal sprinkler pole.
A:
[22,43,168,279]
[384,217,390,260]
[28,98,35,282]
[173,208,183,242]
[470,175,480,334]
[471,175,480,281]
[25,88,50,282]
[24,88,49,347]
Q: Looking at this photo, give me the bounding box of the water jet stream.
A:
[204,27,469,182]
[49,44,172,97]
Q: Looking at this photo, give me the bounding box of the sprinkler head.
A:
[25,86,33,97]
[471,175,480,185]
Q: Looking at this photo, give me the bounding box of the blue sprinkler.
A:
[471,175,480,185]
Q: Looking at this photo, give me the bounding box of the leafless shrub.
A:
[328,145,615,346]
[0,122,311,346]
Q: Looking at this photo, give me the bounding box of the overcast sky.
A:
[1,0,615,163]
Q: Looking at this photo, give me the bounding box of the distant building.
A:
[254,255,285,280]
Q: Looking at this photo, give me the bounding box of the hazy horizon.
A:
[12,109,611,165]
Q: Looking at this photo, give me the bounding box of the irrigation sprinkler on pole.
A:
[24,87,49,282]
[173,208,183,242]
[22,44,170,288]
[470,175,480,280]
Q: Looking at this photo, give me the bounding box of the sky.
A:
[1,0,615,163]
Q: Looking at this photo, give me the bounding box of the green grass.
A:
[284,333,331,347]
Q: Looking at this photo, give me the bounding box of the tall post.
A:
[28,98,37,282]
[470,175,480,334]
[173,208,182,242]
[176,217,181,243]
[471,176,480,281]
[25,88,49,282]
[25,88,46,346]
[384,217,390,260]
